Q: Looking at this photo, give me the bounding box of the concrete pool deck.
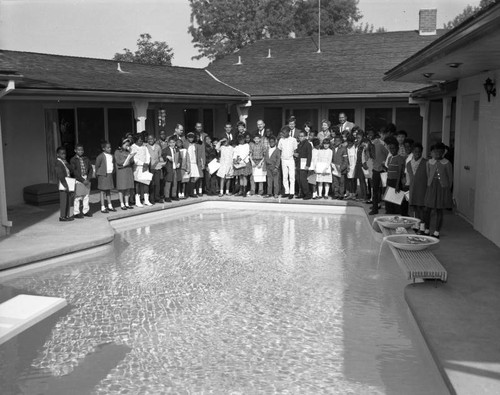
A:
[0,193,499,394]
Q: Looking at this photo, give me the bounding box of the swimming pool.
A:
[0,202,448,394]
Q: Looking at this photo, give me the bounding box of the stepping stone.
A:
[0,294,67,345]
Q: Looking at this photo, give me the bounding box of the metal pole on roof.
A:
[317,0,321,53]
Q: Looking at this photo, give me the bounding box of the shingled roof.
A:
[208,30,446,98]
[0,50,246,99]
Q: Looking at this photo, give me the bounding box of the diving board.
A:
[0,294,67,345]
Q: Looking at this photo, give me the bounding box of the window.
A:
[184,108,214,135]
[263,107,282,136]
[108,108,134,151]
[395,107,422,142]
[58,109,76,159]
[328,109,355,128]
[365,108,393,133]
[77,108,105,160]
[203,109,214,135]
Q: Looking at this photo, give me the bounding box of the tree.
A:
[188,0,365,61]
[443,0,496,29]
[353,22,387,34]
[113,33,174,66]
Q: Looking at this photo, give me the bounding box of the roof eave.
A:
[4,87,247,102]
[248,92,413,101]
[384,2,500,81]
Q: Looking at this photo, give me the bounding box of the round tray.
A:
[384,235,439,251]
[376,216,420,229]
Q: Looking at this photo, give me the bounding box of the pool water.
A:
[0,203,448,394]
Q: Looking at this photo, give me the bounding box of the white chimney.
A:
[419,9,437,36]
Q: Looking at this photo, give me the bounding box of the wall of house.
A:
[229,100,423,139]
[0,100,48,205]
[456,69,500,247]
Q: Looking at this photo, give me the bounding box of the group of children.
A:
[55,118,453,237]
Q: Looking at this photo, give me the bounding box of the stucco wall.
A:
[456,70,500,247]
[0,100,48,206]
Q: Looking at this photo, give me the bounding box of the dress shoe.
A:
[288,195,293,199]
[368,209,379,215]
[108,207,117,212]
[83,212,93,217]
[74,213,84,219]
[164,198,172,203]
[172,197,179,201]
[101,208,109,214]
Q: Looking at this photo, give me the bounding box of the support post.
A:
[441,96,452,146]
[236,100,252,124]
[419,101,430,156]
[132,100,149,133]
[0,80,15,236]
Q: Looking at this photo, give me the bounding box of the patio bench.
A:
[372,218,448,284]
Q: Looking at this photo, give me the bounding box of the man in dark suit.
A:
[338,112,355,133]
[252,119,266,139]
[288,116,302,140]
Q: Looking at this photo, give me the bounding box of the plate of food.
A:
[376,216,420,229]
[384,235,439,251]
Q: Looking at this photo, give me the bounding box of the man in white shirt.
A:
[277,126,298,199]
[338,112,355,133]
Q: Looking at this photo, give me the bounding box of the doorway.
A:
[457,94,479,223]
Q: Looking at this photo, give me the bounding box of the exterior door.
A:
[457,94,479,223]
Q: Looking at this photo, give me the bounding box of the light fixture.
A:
[483,78,496,102]
[446,62,462,68]
[423,72,434,78]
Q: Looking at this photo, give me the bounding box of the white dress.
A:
[217,145,235,178]
[347,146,357,179]
[315,148,333,183]
[187,144,200,178]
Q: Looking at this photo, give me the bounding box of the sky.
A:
[0,0,481,69]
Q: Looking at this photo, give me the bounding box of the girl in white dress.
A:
[346,135,357,199]
[315,138,333,199]
[216,138,235,196]
[130,135,152,207]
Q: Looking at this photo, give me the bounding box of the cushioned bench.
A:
[23,183,59,205]
[373,218,448,284]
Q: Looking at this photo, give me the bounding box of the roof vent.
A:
[419,9,437,36]
[235,56,242,65]
[267,49,272,58]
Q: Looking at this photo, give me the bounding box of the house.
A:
[384,1,500,247]
[0,9,445,236]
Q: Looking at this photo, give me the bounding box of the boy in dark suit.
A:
[264,136,281,198]
[332,134,348,199]
[70,144,93,218]
[55,147,74,222]
[295,131,312,199]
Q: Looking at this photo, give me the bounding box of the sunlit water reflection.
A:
[0,207,448,394]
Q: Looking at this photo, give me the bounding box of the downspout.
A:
[0,80,15,235]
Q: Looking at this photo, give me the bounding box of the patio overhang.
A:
[384,2,500,85]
